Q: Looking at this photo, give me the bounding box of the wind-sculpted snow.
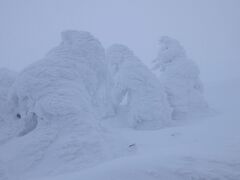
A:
[107,44,172,129]
[152,36,209,120]
[0,31,130,180]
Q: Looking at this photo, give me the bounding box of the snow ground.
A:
[32,79,240,180]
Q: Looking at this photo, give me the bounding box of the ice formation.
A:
[152,36,209,119]
[107,44,172,129]
[0,31,129,180]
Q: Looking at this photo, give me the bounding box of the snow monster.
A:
[107,44,172,130]
[0,68,17,144]
[152,36,209,120]
[0,31,129,179]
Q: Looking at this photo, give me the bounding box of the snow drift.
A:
[152,36,209,120]
[107,44,172,129]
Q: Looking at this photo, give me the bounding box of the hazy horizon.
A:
[0,0,239,83]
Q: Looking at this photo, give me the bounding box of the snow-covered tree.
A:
[107,44,172,130]
[152,36,209,120]
[0,31,129,180]
[0,68,16,114]
[0,68,17,144]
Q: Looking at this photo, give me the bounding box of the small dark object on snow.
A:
[16,113,21,119]
[128,143,136,148]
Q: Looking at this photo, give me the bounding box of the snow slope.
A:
[33,79,240,180]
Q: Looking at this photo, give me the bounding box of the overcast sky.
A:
[0,0,239,82]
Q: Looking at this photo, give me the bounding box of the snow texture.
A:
[107,44,172,129]
[152,36,209,120]
[0,68,16,115]
[0,68,17,144]
[31,79,240,180]
[0,31,130,180]
[0,31,229,180]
